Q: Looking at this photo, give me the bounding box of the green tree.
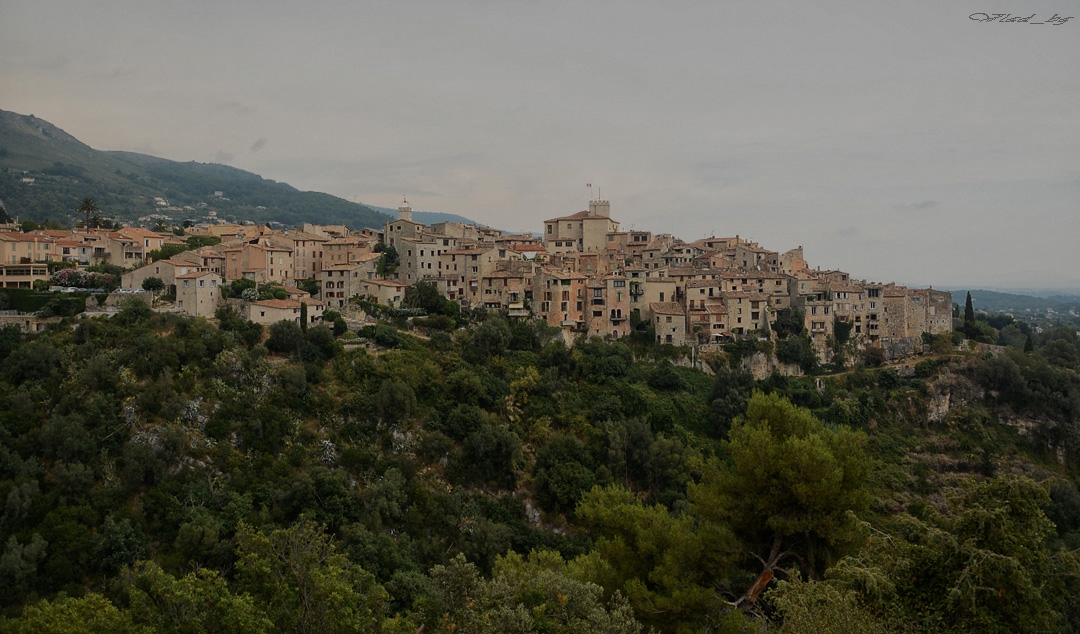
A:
[707,365,755,438]
[141,277,165,294]
[429,550,645,634]
[76,197,102,228]
[146,244,191,262]
[772,308,805,339]
[574,485,740,633]
[185,235,221,248]
[374,243,399,278]
[768,575,886,634]
[124,560,272,634]
[821,475,1076,633]
[3,593,132,634]
[403,280,442,313]
[376,379,416,427]
[0,533,49,597]
[963,291,976,339]
[235,519,390,634]
[266,320,305,355]
[689,392,871,606]
[90,516,145,575]
[647,361,686,391]
[473,317,511,358]
[776,335,817,373]
[228,277,257,298]
[297,277,320,296]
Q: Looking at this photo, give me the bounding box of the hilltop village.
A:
[1,198,950,358]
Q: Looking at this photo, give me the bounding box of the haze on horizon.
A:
[2,0,1078,290]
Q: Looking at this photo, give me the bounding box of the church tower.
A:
[397,196,413,223]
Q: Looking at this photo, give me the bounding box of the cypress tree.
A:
[300,301,308,333]
[963,292,975,338]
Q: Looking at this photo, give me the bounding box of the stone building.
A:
[175,271,222,318]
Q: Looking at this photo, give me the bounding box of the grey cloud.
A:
[214,151,235,164]
[895,200,939,211]
[218,101,255,117]
[250,138,267,152]
[108,66,136,78]
[5,1,1076,289]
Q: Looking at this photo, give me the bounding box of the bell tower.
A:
[397,195,413,222]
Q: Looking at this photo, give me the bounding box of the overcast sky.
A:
[2,0,1078,290]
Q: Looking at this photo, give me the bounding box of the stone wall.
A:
[103,291,152,308]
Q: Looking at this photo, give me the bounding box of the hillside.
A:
[1,304,1080,631]
[952,288,1080,316]
[0,109,389,229]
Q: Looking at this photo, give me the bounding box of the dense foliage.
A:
[1,305,1079,632]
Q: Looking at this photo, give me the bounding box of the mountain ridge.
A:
[0,109,391,229]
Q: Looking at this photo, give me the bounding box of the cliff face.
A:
[743,351,803,380]
[881,336,926,361]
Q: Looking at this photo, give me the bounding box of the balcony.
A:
[508,302,529,318]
